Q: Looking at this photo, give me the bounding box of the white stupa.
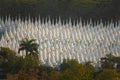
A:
[0,16,120,67]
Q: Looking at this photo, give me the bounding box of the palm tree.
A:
[18,38,39,56]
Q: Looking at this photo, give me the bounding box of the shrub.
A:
[95,69,120,80]
[21,55,39,69]
[48,71,61,80]
[60,59,94,80]
[7,68,39,80]
[0,47,40,74]
[0,47,22,73]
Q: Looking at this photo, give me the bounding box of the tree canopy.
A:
[18,38,39,56]
[0,0,119,21]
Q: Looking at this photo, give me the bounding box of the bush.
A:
[48,71,61,80]
[38,65,54,80]
[21,55,39,69]
[95,69,120,80]
[7,68,39,80]
[0,47,21,73]
[60,59,95,80]
[0,47,39,74]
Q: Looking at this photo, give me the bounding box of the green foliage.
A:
[60,59,78,71]
[38,66,54,77]
[0,47,16,59]
[100,54,120,70]
[21,55,39,69]
[37,65,61,80]
[95,69,120,80]
[60,59,95,80]
[101,59,114,69]
[0,47,39,74]
[0,0,119,21]
[0,47,22,73]
[85,61,95,69]
[18,38,39,56]
[7,68,39,80]
[1,47,120,80]
[48,71,61,80]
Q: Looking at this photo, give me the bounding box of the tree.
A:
[0,0,118,21]
[0,47,23,73]
[48,71,61,80]
[60,59,94,80]
[100,54,114,69]
[7,68,39,80]
[0,47,40,74]
[0,47,17,63]
[18,38,39,56]
[100,54,120,70]
[95,69,120,80]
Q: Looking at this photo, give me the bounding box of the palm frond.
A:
[18,47,25,53]
[28,39,36,44]
[31,43,39,47]
[19,39,27,45]
[18,38,39,56]
[19,43,26,47]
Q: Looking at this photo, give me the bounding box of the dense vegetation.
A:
[0,38,120,80]
[0,0,120,21]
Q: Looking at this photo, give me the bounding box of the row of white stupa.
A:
[0,17,120,67]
